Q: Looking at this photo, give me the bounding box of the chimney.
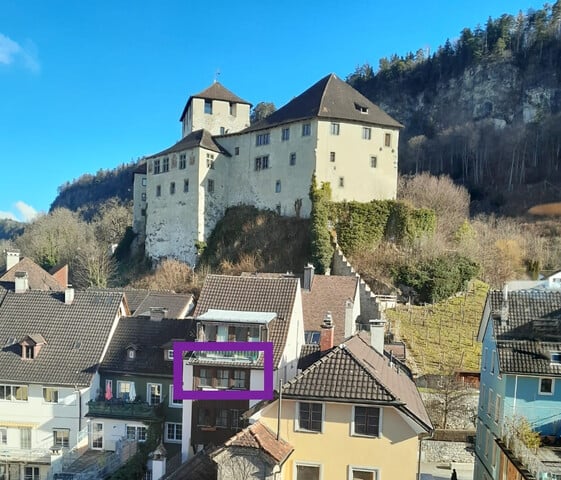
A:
[319,312,334,352]
[344,299,354,339]
[14,271,28,293]
[369,319,387,354]
[150,307,168,321]
[5,250,20,271]
[303,263,315,291]
[65,288,75,305]
[501,284,509,326]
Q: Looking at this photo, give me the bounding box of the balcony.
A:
[86,399,164,421]
[193,350,259,363]
[0,446,51,464]
[501,433,561,480]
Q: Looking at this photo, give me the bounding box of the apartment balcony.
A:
[193,350,259,363]
[0,446,51,464]
[86,399,164,422]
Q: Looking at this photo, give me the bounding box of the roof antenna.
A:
[214,68,221,84]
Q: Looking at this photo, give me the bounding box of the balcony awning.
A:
[0,420,39,428]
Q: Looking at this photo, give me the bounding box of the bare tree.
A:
[73,243,117,288]
[217,449,266,480]
[92,198,133,245]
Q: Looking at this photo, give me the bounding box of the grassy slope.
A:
[386,280,489,375]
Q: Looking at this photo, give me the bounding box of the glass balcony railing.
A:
[86,400,163,421]
[194,350,260,362]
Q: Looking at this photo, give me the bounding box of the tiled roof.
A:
[164,447,217,480]
[100,317,196,376]
[221,422,293,464]
[0,290,125,386]
[180,82,251,121]
[301,275,358,345]
[244,74,403,133]
[133,292,194,319]
[487,290,561,375]
[193,275,300,368]
[297,344,322,371]
[0,257,64,291]
[88,288,186,316]
[146,129,230,159]
[282,332,432,431]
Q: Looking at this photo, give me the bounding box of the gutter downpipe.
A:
[513,375,519,415]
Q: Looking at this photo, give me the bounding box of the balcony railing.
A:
[86,399,163,421]
[193,350,259,363]
[0,446,51,464]
[502,433,561,480]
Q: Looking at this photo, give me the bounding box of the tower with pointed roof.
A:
[136,74,403,266]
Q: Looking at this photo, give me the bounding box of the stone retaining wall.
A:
[422,440,475,464]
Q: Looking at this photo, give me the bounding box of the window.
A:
[229,102,236,116]
[24,345,34,359]
[13,386,28,401]
[289,152,296,166]
[370,156,377,168]
[0,428,6,445]
[330,152,336,162]
[141,208,146,217]
[117,381,133,401]
[207,179,214,193]
[156,185,161,197]
[198,408,211,426]
[184,179,189,193]
[339,177,344,187]
[220,127,226,135]
[169,385,182,407]
[199,368,211,387]
[167,349,174,360]
[331,123,340,135]
[53,429,69,448]
[231,409,241,430]
[540,377,554,395]
[216,409,228,428]
[233,370,246,389]
[551,351,561,364]
[492,442,498,469]
[302,123,311,136]
[491,350,496,374]
[298,402,322,432]
[256,132,270,146]
[24,467,39,480]
[170,182,175,195]
[275,180,281,193]
[204,99,212,114]
[153,159,161,174]
[384,133,391,147]
[162,157,169,172]
[179,153,186,169]
[235,147,240,155]
[127,349,136,359]
[206,153,215,169]
[43,387,59,403]
[483,347,488,370]
[255,155,270,171]
[217,369,229,388]
[304,331,320,344]
[295,464,320,480]
[141,177,147,186]
[282,128,290,141]
[487,389,494,417]
[353,406,380,437]
[141,192,146,201]
[362,127,371,140]
[147,383,162,405]
[165,422,182,442]
[349,468,377,480]
[127,425,147,441]
[20,428,31,449]
[494,394,501,423]
[355,103,369,114]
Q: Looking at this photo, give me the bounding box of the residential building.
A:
[0,288,128,480]
[475,287,561,480]
[181,274,305,460]
[0,250,66,291]
[135,74,403,266]
[230,331,432,480]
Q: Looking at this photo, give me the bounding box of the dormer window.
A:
[126,344,139,360]
[167,349,174,360]
[551,351,561,364]
[355,103,368,114]
[20,334,46,360]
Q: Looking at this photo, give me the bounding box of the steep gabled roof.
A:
[245,73,403,132]
[133,292,194,319]
[146,129,230,159]
[0,257,65,291]
[100,317,196,376]
[0,290,126,386]
[484,290,561,376]
[193,275,300,368]
[180,82,251,121]
[282,332,432,432]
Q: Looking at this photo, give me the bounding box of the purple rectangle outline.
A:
[173,341,274,400]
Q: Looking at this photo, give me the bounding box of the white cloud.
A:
[0,33,40,73]
[0,211,17,221]
[15,201,38,222]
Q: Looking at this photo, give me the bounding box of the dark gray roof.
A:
[147,129,230,159]
[282,332,432,432]
[0,290,125,386]
[193,275,300,368]
[486,290,561,376]
[180,82,251,121]
[100,317,196,376]
[244,73,403,133]
[133,292,194,319]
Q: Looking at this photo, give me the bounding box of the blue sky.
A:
[0,1,544,222]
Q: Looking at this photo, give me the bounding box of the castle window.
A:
[170,182,176,195]
[179,154,186,169]
[220,127,226,135]
[362,127,371,140]
[141,193,146,201]
[282,128,290,141]
[302,123,311,136]
[256,133,270,146]
[275,180,281,193]
[339,177,344,187]
[255,156,270,171]
[330,152,336,162]
[204,100,212,114]
[141,178,147,186]
[162,157,169,172]
[156,185,161,197]
[289,152,296,166]
[153,159,161,174]
[385,133,391,147]
[330,123,340,135]
[370,156,377,168]
[206,153,215,169]
[235,147,240,155]
[207,179,214,193]
[229,102,236,116]
[184,179,189,193]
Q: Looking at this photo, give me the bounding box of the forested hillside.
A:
[348,3,561,212]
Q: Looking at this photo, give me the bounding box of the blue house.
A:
[475,287,561,480]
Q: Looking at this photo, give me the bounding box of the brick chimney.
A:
[319,312,334,352]
[14,271,28,293]
[303,264,315,291]
[369,319,387,354]
[5,250,20,271]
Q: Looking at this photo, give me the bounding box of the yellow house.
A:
[240,331,433,480]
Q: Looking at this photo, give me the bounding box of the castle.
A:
[133,73,402,266]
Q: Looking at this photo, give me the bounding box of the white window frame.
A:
[294,462,322,480]
[362,127,371,140]
[551,351,561,364]
[141,177,147,186]
[126,424,147,442]
[282,128,290,141]
[330,122,340,135]
[147,383,162,405]
[164,422,182,443]
[116,381,132,401]
[43,387,59,404]
[169,385,182,408]
[487,389,494,417]
[302,123,311,136]
[53,428,70,448]
[494,394,501,424]
[539,377,554,395]
[296,401,324,433]
[351,405,382,438]
[347,465,379,480]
